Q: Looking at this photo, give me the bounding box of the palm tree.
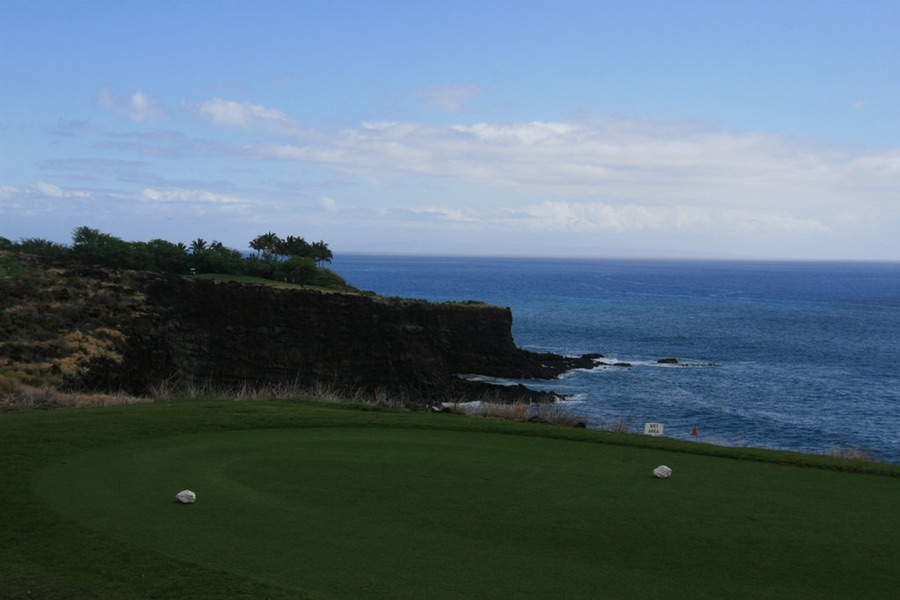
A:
[310,240,333,265]
[190,238,208,255]
[280,235,311,259]
[250,231,282,258]
[263,232,282,256]
[249,234,268,257]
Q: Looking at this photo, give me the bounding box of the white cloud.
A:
[513,201,671,232]
[721,210,831,233]
[503,201,828,234]
[850,150,900,174]
[0,182,92,219]
[414,83,484,113]
[0,185,21,198]
[211,113,899,247]
[26,181,90,199]
[141,187,244,204]
[409,206,479,223]
[34,93,899,256]
[32,181,65,197]
[98,86,170,122]
[193,98,298,131]
[243,116,899,211]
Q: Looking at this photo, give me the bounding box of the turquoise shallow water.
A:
[331,255,900,463]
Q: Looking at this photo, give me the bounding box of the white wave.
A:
[455,373,520,387]
[556,394,588,404]
[582,356,720,371]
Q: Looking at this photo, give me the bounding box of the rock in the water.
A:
[175,489,196,504]
[652,465,673,479]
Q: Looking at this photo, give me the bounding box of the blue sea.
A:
[330,255,900,464]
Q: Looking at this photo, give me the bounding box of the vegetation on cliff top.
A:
[1,226,349,289]
[0,238,352,399]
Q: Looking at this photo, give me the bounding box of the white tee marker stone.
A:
[652,465,673,479]
[175,489,197,503]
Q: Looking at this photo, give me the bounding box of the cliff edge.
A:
[0,253,599,402]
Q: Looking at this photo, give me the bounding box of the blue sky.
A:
[2,0,899,259]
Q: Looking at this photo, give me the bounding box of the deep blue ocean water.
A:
[330,255,900,463]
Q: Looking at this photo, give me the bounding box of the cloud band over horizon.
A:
[2,86,897,259]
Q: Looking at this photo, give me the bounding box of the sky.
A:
[1,0,899,260]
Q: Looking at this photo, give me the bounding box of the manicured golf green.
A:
[4,399,899,599]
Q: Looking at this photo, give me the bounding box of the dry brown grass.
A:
[829,446,877,462]
[0,380,149,412]
[146,377,413,411]
[529,403,587,427]
[444,398,588,428]
[594,416,634,433]
[1,256,147,392]
[471,401,531,420]
[1,374,416,413]
[147,378,309,403]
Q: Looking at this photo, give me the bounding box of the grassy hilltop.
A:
[3,398,898,599]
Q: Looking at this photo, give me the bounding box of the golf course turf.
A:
[3,399,899,599]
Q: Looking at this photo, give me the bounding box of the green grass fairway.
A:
[3,400,899,599]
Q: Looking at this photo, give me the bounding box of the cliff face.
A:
[1,254,597,401]
[129,275,527,395]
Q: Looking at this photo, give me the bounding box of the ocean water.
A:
[331,255,900,463]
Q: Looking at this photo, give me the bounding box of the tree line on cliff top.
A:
[0,227,347,288]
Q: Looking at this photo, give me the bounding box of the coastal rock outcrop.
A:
[1,254,599,403]
[125,275,599,400]
[656,357,720,367]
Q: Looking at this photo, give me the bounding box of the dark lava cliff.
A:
[1,253,598,402]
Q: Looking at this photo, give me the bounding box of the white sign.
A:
[644,422,664,436]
